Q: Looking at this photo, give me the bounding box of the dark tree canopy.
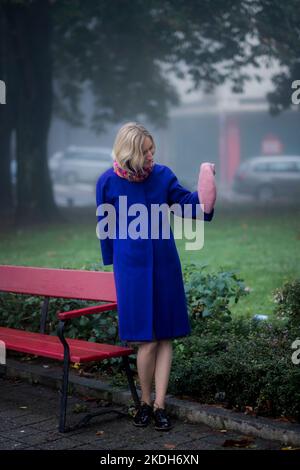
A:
[0,0,299,222]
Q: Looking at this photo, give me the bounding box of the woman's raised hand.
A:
[197,162,216,214]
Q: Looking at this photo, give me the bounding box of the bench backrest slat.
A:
[0,266,116,302]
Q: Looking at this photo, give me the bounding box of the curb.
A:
[4,358,300,446]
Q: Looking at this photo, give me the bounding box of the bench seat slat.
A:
[0,327,133,363]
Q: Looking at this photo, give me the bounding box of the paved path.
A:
[0,377,282,450]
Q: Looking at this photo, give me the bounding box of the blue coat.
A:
[96,164,214,342]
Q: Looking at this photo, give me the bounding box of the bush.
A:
[169,272,300,421]
[183,263,249,323]
[273,279,300,330]
[170,317,300,420]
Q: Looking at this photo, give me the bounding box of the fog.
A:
[47,63,300,210]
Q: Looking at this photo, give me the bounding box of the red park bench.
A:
[0,265,140,432]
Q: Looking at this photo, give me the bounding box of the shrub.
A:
[169,274,300,421]
[273,279,300,330]
[183,263,249,324]
[170,317,300,420]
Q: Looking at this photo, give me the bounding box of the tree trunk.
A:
[9,0,60,225]
[0,7,14,217]
[0,117,13,216]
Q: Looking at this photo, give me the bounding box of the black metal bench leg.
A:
[57,320,71,433]
[0,364,7,378]
[122,356,140,408]
[59,350,70,433]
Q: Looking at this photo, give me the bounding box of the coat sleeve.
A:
[167,168,214,221]
[96,175,114,265]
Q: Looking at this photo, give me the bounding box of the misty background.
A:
[47,61,300,208]
[1,0,299,222]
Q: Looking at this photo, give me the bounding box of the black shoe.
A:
[133,403,153,427]
[153,407,172,431]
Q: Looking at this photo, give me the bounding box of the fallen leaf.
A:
[275,416,297,423]
[164,443,176,449]
[78,370,94,378]
[281,446,300,451]
[244,406,256,416]
[72,403,88,414]
[222,438,254,448]
[20,356,33,362]
[128,406,137,417]
[81,396,98,402]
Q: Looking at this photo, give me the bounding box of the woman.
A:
[96,122,215,431]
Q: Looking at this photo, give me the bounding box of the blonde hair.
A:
[112,122,156,176]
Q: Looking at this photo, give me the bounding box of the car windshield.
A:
[253,162,270,172]
[252,160,300,172]
[268,161,298,172]
[237,162,250,172]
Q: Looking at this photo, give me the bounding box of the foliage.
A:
[183,263,249,323]
[170,316,300,421]
[252,0,300,114]
[273,279,300,330]
[169,273,300,421]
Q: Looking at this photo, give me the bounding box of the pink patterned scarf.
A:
[113,159,154,182]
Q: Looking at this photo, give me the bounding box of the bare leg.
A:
[153,340,173,409]
[136,341,158,405]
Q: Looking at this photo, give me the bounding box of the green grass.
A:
[1,203,299,318]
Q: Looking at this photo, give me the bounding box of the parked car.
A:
[232,155,300,201]
[51,146,113,185]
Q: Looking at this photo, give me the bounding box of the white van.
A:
[51,146,113,185]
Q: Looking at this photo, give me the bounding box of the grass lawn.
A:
[0,202,299,318]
